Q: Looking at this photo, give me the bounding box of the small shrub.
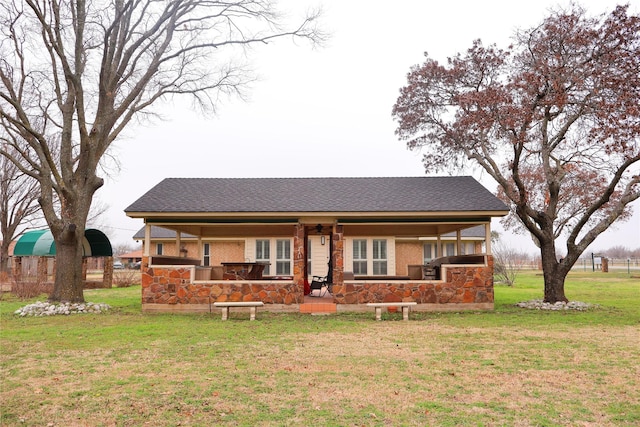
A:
[0,271,12,300]
[113,270,140,288]
[493,242,530,287]
[12,281,50,300]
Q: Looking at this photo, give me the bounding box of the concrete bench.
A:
[213,301,264,321]
[366,302,417,321]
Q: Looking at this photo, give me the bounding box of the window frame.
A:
[275,239,291,275]
[352,239,368,275]
[255,239,271,275]
[254,238,293,277]
[202,243,210,266]
[372,239,387,275]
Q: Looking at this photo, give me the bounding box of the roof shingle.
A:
[125,177,508,214]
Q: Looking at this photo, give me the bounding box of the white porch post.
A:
[144,223,151,257]
[436,235,442,257]
[485,223,492,254]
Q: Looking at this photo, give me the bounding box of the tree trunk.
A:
[48,225,85,303]
[0,240,10,274]
[539,241,569,303]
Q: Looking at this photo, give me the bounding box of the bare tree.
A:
[602,245,632,259]
[0,143,42,273]
[112,242,137,257]
[0,0,324,302]
[491,232,530,287]
[393,5,640,303]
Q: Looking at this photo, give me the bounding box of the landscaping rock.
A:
[515,299,597,311]
[14,301,111,317]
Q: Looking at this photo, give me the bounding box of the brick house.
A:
[125,176,508,313]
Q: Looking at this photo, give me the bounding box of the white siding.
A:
[244,239,255,262]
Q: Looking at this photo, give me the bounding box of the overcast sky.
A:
[99,0,639,255]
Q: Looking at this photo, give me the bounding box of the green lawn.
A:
[1,271,638,426]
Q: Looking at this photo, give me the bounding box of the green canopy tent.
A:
[13,229,113,257]
[12,228,115,288]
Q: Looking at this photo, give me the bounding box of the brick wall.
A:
[395,241,423,275]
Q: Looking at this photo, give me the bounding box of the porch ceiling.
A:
[156,223,298,238]
[342,222,484,237]
[147,220,486,239]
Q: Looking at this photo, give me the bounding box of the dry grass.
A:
[1,317,638,426]
[1,271,639,426]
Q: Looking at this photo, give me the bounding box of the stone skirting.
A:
[141,265,303,305]
[336,302,494,313]
[142,302,493,314]
[142,303,301,314]
[140,258,494,312]
[331,263,494,305]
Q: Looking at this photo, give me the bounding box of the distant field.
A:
[1,270,638,426]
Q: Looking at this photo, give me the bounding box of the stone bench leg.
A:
[250,306,257,321]
[220,306,229,321]
[402,306,410,321]
[375,307,382,321]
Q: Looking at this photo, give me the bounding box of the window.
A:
[444,243,456,256]
[423,243,436,263]
[306,239,312,275]
[203,243,210,266]
[255,239,292,276]
[156,243,163,255]
[372,239,387,275]
[276,239,291,275]
[461,242,475,255]
[256,239,270,275]
[353,239,367,275]
[352,239,389,275]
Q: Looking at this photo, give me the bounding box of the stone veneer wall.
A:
[141,262,303,305]
[140,256,494,309]
[331,257,494,305]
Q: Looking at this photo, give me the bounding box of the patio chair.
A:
[309,275,329,297]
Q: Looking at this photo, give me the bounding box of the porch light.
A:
[316,224,323,233]
[321,236,326,245]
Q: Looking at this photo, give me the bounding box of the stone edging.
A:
[14,301,111,317]
[515,299,598,311]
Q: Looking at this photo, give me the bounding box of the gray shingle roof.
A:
[133,225,197,240]
[125,177,508,214]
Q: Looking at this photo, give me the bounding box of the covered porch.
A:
[138,218,496,314]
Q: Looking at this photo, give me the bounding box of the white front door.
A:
[309,236,330,278]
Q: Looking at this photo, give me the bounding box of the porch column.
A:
[103,256,114,288]
[332,224,344,285]
[176,232,182,256]
[82,258,88,280]
[12,256,22,282]
[456,230,462,255]
[436,235,442,258]
[293,223,306,288]
[37,257,48,283]
[485,223,492,254]
[144,223,151,257]
[11,256,22,282]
